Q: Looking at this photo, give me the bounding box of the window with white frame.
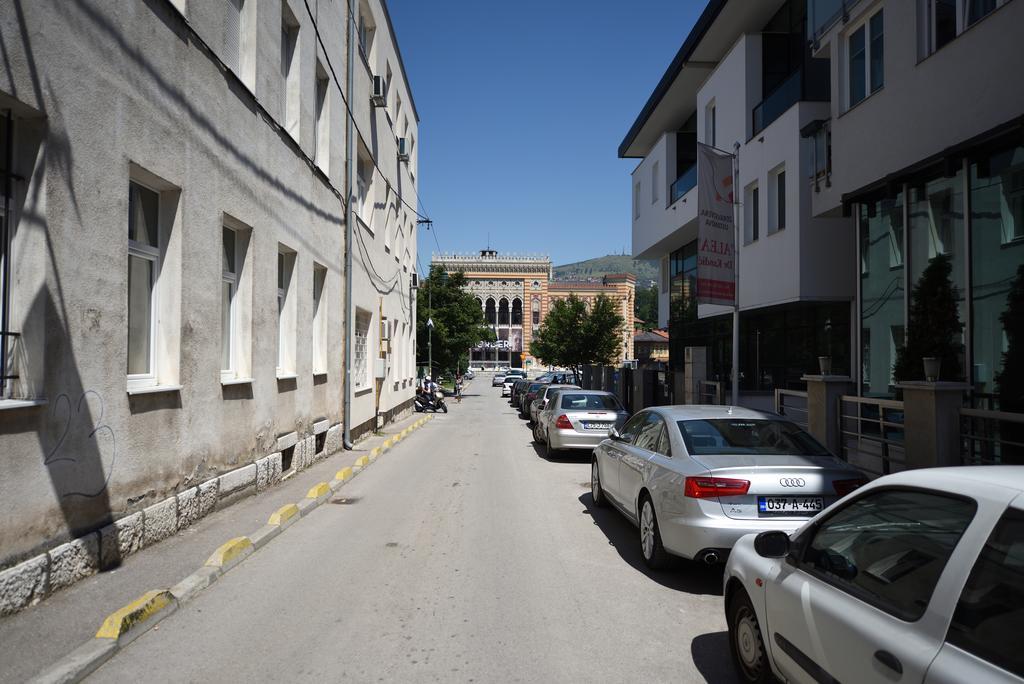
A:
[221,226,238,379]
[705,100,716,148]
[281,3,300,139]
[127,181,161,385]
[847,9,884,109]
[651,161,660,204]
[769,166,786,234]
[744,182,760,244]
[356,147,374,227]
[223,0,243,74]
[277,246,296,376]
[919,0,1010,57]
[312,263,327,375]
[357,0,376,60]
[314,60,330,172]
[634,181,641,219]
[354,309,371,390]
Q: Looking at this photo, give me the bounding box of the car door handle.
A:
[874,650,902,675]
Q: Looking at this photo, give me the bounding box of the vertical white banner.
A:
[696,143,736,306]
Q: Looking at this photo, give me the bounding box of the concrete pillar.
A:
[896,381,971,469]
[672,371,686,406]
[801,375,854,456]
[684,347,707,404]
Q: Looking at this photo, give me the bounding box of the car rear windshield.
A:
[527,382,546,392]
[559,394,621,410]
[678,419,830,456]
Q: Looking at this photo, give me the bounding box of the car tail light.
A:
[555,415,573,430]
[832,478,868,497]
[684,476,750,499]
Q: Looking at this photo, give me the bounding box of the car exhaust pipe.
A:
[702,551,719,565]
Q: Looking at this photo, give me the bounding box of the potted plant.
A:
[894,253,964,384]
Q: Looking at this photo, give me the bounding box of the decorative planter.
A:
[923,357,941,382]
[818,356,832,375]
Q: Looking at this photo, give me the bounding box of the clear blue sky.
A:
[386,0,707,271]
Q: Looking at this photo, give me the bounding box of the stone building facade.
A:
[433,251,636,369]
[0,0,417,605]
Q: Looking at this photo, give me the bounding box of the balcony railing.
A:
[808,0,864,44]
[752,70,803,137]
[669,163,698,205]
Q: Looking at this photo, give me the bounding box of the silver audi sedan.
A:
[535,390,629,459]
[591,406,866,569]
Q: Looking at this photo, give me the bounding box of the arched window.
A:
[498,298,510,326]
[485,298,496,325]
[511,298,522,325]
[532,297,541,325]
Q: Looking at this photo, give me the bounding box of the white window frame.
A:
[314,61,330,172]
[844,8,884,111]
[651,161,660,204]
[920,0,1011,56]
[127,180,161,390]
[354,309,371,391]
[221,226,238,381]
[276,247,296,377]
[634,181,641,219]
[312,264,327,375]
[744,181,760,245]
[281,5,300,140]
[705,100,716,148]
[768,165,786,234]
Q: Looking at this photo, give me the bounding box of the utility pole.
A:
[732,141,741,407]
[427,282,433,377]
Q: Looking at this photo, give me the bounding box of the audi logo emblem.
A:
[779,478,806,487]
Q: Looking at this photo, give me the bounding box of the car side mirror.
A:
[608,427,621,441]
[754,531,790,559]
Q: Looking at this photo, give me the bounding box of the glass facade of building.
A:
[857,139,1024,401]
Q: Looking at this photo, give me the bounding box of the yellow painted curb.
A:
[306,482,331,499]
[268,503,299,526]
[383,438,394,449]
[354,455,370,468]
[334,466,353,482]
[370,446,382,459]
[95,590,175,639]
[205,537,253,568]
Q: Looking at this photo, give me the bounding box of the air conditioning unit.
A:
[397,137,410,162]
[371,75,387,107]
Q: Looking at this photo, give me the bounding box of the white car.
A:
[723,466,1024,684]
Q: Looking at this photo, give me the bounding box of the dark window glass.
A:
[849,25,866,106]
[560,393,622,411]
[678,419,829,456]
[802,489,976,621]
[869,11,884,93]
[634,414,665,452]
[777,171,786,230]
[968,0,997,26]
[946,508,1024,676]
[752,187,760,241]
[934,0,957,51]
[618,412,647,443]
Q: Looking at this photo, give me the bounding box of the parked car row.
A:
[491,368,1023,682]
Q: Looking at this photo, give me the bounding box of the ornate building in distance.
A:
[433,250,636,370]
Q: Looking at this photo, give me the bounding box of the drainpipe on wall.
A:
[342,0,356,450]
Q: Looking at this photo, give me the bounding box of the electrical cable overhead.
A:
[301,0,429,225]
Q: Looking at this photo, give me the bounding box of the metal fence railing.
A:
[774,389,809,430]
[961,408,1024,466]
[838,395,906,477]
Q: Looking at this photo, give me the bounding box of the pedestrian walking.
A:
[455,373,463,403]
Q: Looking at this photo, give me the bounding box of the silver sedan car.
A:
[591,406,866,569]
[535,390,629,459]
[529,383,580,427]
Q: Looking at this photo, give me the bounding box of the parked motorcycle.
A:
[414,388,448,413]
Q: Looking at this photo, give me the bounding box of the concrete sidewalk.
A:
[0,411,433,684]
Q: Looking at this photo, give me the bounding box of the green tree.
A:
[997,264,1024,463]
[634,284,658,330]
[416,266,493,376]
[530,293,624,376]
[894,253,964,382]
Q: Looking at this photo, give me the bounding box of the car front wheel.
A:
[727,589,772,683]
[639,497,670,570]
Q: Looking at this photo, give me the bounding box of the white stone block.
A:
[218,463,257,497]
[324,424,343,454]
[142,497,179,547]
[313,419,330,435]
[48,533,100,592]
[176,487,201,528]
[99,511,145,568]
[0,554,48,616]
[197,478,219,518]
[276,431,298,451]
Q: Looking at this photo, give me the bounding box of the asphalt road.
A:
[90,379,739,683]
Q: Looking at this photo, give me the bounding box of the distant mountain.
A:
[553,254,658,287]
